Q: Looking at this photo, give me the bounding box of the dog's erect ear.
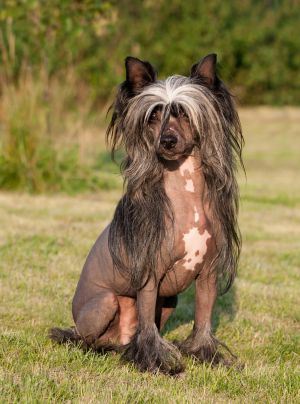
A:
[125,57,158,91]
[190,54,218,88]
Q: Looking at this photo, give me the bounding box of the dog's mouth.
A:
[157,145,194,161]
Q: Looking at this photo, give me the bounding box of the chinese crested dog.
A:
[49,54,244,375]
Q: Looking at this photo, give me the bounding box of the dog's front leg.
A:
[175,268,236,366]
[121,277,183,374]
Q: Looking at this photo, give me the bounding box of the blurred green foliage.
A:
[0,0,299,193]
[0,0,300,105]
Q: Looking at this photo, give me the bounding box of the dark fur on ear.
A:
[125,57,158,91]
[190,53,219,89]
[107,57,158,159]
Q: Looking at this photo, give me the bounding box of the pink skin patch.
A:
[178,228,211,271]
[185,179,195,192]
[194,207,199,222]
[179,156,195,176]
[180,157,196,193]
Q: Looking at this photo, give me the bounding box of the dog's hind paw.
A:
[121,324,184,375]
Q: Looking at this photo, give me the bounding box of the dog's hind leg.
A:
[48,288,119,351]
[73,287,119,349]
[48,287,119,351]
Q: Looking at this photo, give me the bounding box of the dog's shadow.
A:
[161,282,237,337]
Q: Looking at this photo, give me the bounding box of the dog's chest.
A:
[174,208,211,272]
[163,156,215,282]
[168,157,213,271]
[159,212,212,296]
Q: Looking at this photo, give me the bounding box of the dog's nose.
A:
[160,135,178,150]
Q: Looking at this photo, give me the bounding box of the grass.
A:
[0,107,300,403]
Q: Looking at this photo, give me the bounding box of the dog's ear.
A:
[190,54,218,88]
[125,57,158,91]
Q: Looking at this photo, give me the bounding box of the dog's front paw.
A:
[174,323,236,367]
[121,324,184,375]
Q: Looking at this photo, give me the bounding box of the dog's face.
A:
[149,106,194,160]
[117,55,219,162]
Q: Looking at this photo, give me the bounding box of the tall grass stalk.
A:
[0,43,120,193]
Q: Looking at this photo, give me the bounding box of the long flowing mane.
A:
[106,73,243,294]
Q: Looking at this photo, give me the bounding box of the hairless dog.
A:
[49,54,244,374]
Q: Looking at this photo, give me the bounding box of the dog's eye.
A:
[149,111,157,121]
[180,108,189,120]
[182,111,189,120]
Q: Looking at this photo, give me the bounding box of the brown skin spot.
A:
[188,258,192,263]
[195,250,200,256]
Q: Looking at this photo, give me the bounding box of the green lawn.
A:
[0,108,300,403]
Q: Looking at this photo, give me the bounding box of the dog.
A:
[49,54,244,375]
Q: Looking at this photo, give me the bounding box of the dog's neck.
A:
[164,152,206,209]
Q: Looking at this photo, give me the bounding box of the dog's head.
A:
[123,54,218,160]
[107,54,241,174]
[108,55,223,161]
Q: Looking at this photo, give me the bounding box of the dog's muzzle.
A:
[160,135,178,150]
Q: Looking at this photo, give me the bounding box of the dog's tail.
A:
[48,327,119,354]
